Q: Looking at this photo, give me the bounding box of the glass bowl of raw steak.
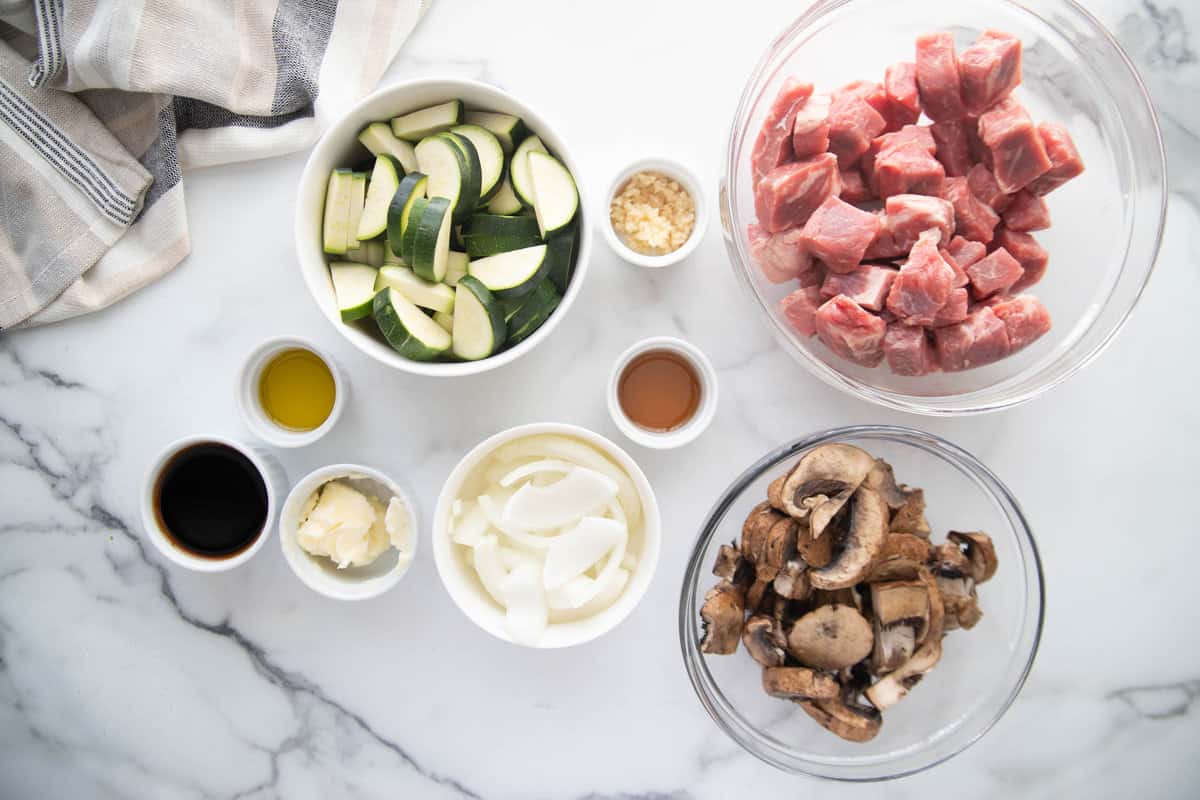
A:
[719,0,1166,414]
[679,426,1044,780]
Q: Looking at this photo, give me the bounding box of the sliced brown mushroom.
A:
[795,695,882,743]
[699,581,745,655]
[948,531,998,584]
[916,566,946,643]
[786,604,874,670]
[811,587,860,610]
[863,458,919,512]
[795,519,836,567]
[712,542,755,587]
[889,488,931,537]
[808,487,890,590]
[757,516,799,581]
[869,580,931,674]
[930,540,970,576]
[772,558,810,600]
[866,533,933,582]
[741,501,781,564]
[746,577,777,615]
[769,444,877,538]
[934,574,981,631]
[742,615,788,667]
[865,638,942,711]
[762,666,840,700]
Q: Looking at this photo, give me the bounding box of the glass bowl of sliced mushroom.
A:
[679,425,1044,780]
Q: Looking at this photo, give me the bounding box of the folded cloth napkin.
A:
[0,0,429,329]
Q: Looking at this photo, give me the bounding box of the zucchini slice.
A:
[452,275,506,360]
[442,132,482,224]
[486,176,523,215]
[467,244,549,299]
[445,251,469,286]
[390,100,463,141]
[410,196,453,282]
[528,151,578,239]
[346,239,386,268]
[386,172,428,258]
[358,122,417,173]
[451,124,505,203]
[373,287,452,361]
[347,172,367,245]
[505,280,562,346]
[400,197,428,263]
[462,214,542,258]
[415,134,479,229]
[433,310,454,333]
[375,265,455,313]
[357,155,403,241]
[545,221,578,293]
[464,111,527,154]
[322,168,356,254]
[330,262,379,321]
[509,135,548,208]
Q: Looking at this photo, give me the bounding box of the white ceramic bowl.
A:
[294,78,592,377]
[432,423,661,648]
[607,336,719,449]
[237,335,347,448]
[279,464,417,601]
[602,157,708,268]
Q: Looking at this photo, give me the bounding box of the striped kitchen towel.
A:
[0,0,429,329]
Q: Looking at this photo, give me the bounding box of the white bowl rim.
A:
[606,335,719,449]
[601,156,709,268]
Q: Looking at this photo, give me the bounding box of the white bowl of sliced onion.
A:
[432,423,661,648]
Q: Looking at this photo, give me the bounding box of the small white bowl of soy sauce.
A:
[607,336,719,449]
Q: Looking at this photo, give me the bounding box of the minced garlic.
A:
[609,171,696,256]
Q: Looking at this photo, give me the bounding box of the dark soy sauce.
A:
[154,442,268,558]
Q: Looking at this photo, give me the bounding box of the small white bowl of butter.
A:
[279,464,417,600]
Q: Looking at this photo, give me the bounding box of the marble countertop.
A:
[2,1,1198,797]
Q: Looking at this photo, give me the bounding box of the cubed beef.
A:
[995,227,1049,292]
[916,32,966,122]
[941,176,1000,243]
[800,195,882,273]
[841,80,892,120]
[945,235,987,270]
[798,261,828,288]
[931,119,973,177]
[959,30,1022,114]
[886,229,956,325]
[778,286,825,337]
[977,97,1052,193]
[884,324,939,376]
[966,247,1024,298]
[965,115,992,168]
[751,78,814,185]
[939,248,970,288]
[829,87,888,168]
[821,264,898,311]
[815,295,887,366]
[886,194,955,248]
[1002,190,1051,232]
[792,93,833,159]
[931,287,970,326]
[754,153,841,233]
[1027,122,1085,195]
[839,166,874,203]
[748,224,813,284]
[883,62,922,130]
[990,294,1052,351]
[966,163,1014,212]
[934,307,1011,371]
[872,138,945,198]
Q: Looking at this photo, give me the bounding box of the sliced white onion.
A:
[545,574,596,610]
[451,500,488,547]
[500,562,548,645]
[549,568,630,623]
[620,551,639,572]
[542,516,626,591]
[544,525,626,610]
[472,534,509,606]
[502,467,618,531]
[498,544,542,572]
[498,459,574,488]
[478,494,555,550]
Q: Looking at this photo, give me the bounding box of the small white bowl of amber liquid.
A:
[237,335,346,448]
[603,158,708,268]
[608,336,719,449]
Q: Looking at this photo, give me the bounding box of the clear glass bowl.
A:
[719,0,1166,415]
[678,426,1044,780]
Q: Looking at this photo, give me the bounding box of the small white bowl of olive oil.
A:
[238,335,346,448]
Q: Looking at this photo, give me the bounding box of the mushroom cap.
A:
[772,559,810,600]
[712,542,755,587]
[795,696,882,743]
[786,603,875,671]
[808,487,890,590]
[866,533,933,582]
[773,444,877,527]
[948,531,998,584]
[762,666,840,700]
[741,502,782,564]
[870,579,931,634]
[863,459,909,509]
[796,518,836,568]
[888,488,931,537]
[699,581,745,655]
[865,638,942,711]
[743,615,788,667]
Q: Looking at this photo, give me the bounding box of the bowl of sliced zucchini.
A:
[295,79,589,375]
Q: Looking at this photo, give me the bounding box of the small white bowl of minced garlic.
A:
[603,158,707,268]
[279,464,417,600]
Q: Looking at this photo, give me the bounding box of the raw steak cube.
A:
[916,32,966,122]
[829,87,888,168]
[839,166,874,203]
[884,324,939,376]
[966,247,1024,298]
[886,229,956,325]
[886,194,955,248]
[946,235,987,270]
[965,116,991,167]
[778,286,825,337]
[752,78,814,185]
[884,62,922,130]
[800,196,883,273]
[792,94,832,159]
[959,30,1022,114]
[978,98,1052,193]
[821,264,898,311]
[934,307,1011,371]
[798,261,827,288]
[966,163,1013,212]
[991,294,1052,351]
[841,80,892,120]
[941,176,1000,243]
[995,227,1050,292]
[938,248,970,288]
[873,140,945,198]
[815,295,887,366]
[749,224,813,284]
[1002,190,1051,232]
[931,287,970,326]
[863,125,936,188]
[1027,123,1085,195]
[931,119,973,177]
[754,154,841,233]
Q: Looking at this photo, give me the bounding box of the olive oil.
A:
[618,349,702,432]
[258,348,336,431]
